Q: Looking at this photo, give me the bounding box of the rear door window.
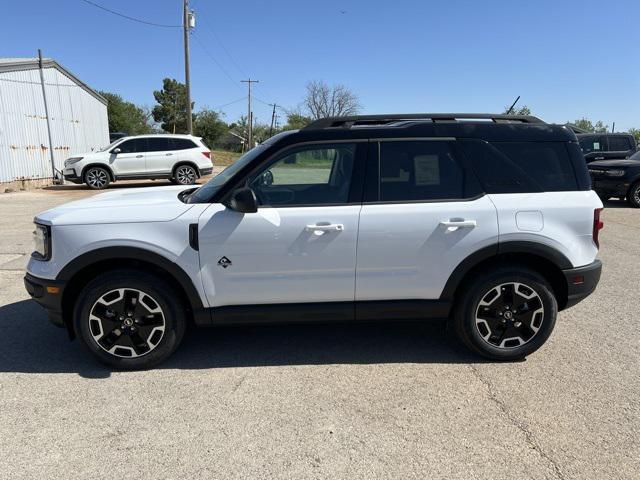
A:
[376,141,478,201]
[146,137,170,152]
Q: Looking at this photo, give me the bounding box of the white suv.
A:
[62,134,213,189]
[25,114,603,369]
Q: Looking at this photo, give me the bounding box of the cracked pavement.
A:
[0,184,638,479]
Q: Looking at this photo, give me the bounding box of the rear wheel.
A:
[172,165,197,185]
[75,269,186,369]
[626,181,640,208]
[84,167,110,189]
[452,266,558,360]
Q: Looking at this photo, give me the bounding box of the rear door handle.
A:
[136,155,143,158]
[305,223,344,234]
[440,219,477,230]
[166,153,173,156]
[594,156,605,160]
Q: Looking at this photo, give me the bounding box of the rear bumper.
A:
[200,167,213,176]
[562,260,602,309]
[23,273,66,328]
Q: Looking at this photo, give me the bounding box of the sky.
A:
[1,0,639,131]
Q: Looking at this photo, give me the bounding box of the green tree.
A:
[503,105,532,116]
[569,118,609,133]
[152,78,193,133]
[283,112,312,130]
[193,108,228,148]
[628,128,640,144]
[98,91,153,135]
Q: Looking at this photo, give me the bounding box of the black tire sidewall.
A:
[84,167,110,189]
[174,165,197,185]
[454,267,558,360]
[627,182,640,208]
[74,269,186,370]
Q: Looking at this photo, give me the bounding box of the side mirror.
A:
[225,187,258,213]
[261,170,274,186]
[112,147,121,155]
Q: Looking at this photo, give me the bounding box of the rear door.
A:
[144,137,173,174]
[110,138,147,175]
[355,139,498,301]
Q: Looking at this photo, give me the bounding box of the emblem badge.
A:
[218,256,232,268]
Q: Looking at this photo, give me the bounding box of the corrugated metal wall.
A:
[0,66,108,183]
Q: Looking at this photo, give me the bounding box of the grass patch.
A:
[212,150,241,166]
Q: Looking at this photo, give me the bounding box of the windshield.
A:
[629,150,640,161]
[98,139,124,152]
[188,145,268,203]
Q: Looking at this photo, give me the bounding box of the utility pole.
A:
[241,79,259,148]
[183,0,194,134]
[37,49,59,184]
[269,103,277,136]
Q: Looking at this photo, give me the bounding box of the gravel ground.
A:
[0,184,637,479]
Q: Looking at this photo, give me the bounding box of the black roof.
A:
[273,114,576,145]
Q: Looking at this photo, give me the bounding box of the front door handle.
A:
[440,219,477,231]
[594,156,605,160]
[166,153,173,156]
[136,155,143,158]
[305,223,344,235]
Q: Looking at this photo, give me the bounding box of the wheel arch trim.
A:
[57,246,204,309]
[81,163,115,181]
[439,241,572,302]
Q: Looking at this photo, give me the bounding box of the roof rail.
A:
[303,113,546,130]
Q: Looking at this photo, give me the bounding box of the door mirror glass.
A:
[260,170,274,186]
[112,147,121,154]
[225,187,258,213]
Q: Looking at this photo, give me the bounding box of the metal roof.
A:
[0,57,107,105]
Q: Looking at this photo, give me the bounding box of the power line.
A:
[213,96,247,110]
[78,0,181,28]
[195,8,248,77]
[192,33,242,91]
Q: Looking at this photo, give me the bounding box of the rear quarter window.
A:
[460,140,579,193]
[170,138,198,150]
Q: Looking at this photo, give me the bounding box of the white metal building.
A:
[0,57,109,184]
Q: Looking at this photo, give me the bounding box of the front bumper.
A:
[562,260,602,309]
[591,178,630,197]
[24,272,66,328]
[63,168,83,184]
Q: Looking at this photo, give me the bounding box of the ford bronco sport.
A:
[25,114,603,369]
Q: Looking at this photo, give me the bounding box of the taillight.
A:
[593,208,604,248]
[202,151,211,159]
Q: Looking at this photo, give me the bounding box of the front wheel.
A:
[627,181,640,208]
[172,165,197,185]
[74,269,187,369]
[84,167,110,189]
[452,266,558,360]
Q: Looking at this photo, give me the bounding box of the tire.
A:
[74,269,187,370]
[626,181,640,208]
[172,164,197,185]
[451,266,558,361]
[84,167,111,189]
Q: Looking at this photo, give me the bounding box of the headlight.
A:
[64,157,83,166]
[32,224,51,260]
[604,169,625,177]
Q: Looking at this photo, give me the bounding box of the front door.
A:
[356,139,499,301]
[110,138,147,175]
[197,142,364,309]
